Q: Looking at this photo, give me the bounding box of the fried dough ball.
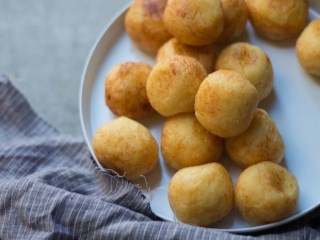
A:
[195,70,258,138]
[169,163,234,226]
[93,117,158,180]
[147,55,207,117]
[125,0,172,53]
[235,161,299,224]
[296,19,320,77]
[246,0,308,40]
[163,0,224,46]
[216,0,248,42]
[215,42,273,101]
[105,62,153,119]
[156,38,216,73]
[161,113,224,170]
[226,109,285,168]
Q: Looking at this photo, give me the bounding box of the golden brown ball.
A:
[235,161,299,224]
[125,0,172,53]
[195,70,258,138]
[105,62,153,120]
[225,109,285,168]
[147,55,207,117]
[296,19,320,77]
[163,0,224,46]
[169,163,234,226]
[93,117,158,180]
[246,0,308,40]
[215,42,273,101]
[156,38,216,73]
[216,0,248,42]
[161,113,224,170]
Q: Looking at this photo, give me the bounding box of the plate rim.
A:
[79,4,320,233]
[79,2,131,171]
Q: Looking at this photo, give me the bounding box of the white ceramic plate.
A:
[80,2,320,233]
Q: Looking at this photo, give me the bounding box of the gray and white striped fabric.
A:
[0,75,319,239]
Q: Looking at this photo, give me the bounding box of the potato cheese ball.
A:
[216,0,248,43]
[215,42,274,101]
[163,0,224,46]
[147,55,207,117]
[235,162,299,224]
[169,163,234,226]
[246,0,308,40]
[93,117,158,180]
[195,70,258,138]
[296,19,320,77]
[105,62,153,119]
[125,0,171,53]
[161,113,224,170]
[226,109,285,168]
[156,38,216,73]
[93,0,311,228]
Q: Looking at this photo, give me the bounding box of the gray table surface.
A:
[0,0,130,138]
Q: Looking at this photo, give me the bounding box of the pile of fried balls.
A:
[93,0,319,227]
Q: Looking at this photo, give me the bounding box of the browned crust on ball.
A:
[195,70,258,137]
[225,109,285,168]
[215,42,274,101]
[93,117,159,180]
[163,0,224,46]
[105,62,153,119]
[296,19,320,76]
[216,0,248,42]
[157,38,216,73]
[147,55,207,116]
[161,113,224,170]
[246,0,308,40]
[169,163,234,226]
[125,0,172,53]
[235,162,299,224]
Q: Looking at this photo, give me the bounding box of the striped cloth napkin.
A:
[0,75,319,239]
